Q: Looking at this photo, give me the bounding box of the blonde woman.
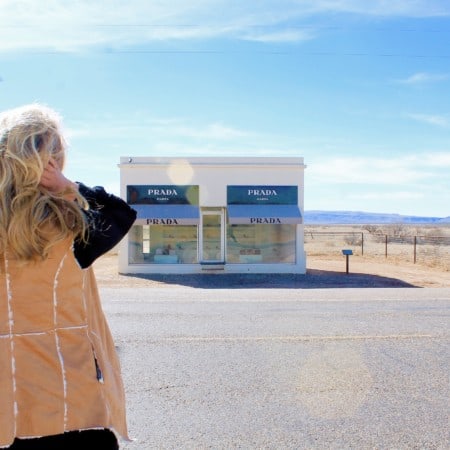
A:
[0,104,136,449]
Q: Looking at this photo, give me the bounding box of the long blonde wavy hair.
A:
[0,104,88,262]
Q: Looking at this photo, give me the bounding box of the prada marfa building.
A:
[118,157,306,274]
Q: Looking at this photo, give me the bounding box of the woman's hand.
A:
[40,157,78,200]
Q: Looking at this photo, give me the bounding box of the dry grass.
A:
[305,224,450,271]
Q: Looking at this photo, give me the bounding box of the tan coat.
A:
[0,237,128,447]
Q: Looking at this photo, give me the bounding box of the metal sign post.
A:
[342,249,353,274]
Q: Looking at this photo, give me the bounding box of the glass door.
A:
[200,209,225,263]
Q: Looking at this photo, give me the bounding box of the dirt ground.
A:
[93,253,449,289]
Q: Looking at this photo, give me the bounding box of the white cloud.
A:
[407,113,449,128]
[1,0,449,51]
[422,152,450,167]
[396,72,449,85]
[308,153,449,186]
[66,116,253,142]
[243,29,315,43]
[138,118,253,140]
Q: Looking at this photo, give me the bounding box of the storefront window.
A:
[128,225,198,264]
[227,224,296,264]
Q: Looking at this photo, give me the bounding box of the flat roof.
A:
[119,156,305,167]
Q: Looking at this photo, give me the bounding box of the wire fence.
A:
[304,229,450,270]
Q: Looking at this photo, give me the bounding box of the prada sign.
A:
[227,186,302,224]
[228,206,302,225]
[127,185,199,205]
[146,218,179,225]
[227,185,298,205]
[250,217,282,224]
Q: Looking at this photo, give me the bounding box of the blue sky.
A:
[1,0,449,217]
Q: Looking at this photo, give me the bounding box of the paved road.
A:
[101,287,450,450]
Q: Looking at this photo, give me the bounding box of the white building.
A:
[118,157,306,274]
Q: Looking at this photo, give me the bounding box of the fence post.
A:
[361,232,364,256]
[385,234,388,258]
[414,236,417,264]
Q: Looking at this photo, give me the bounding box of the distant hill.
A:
[304,210,450,225]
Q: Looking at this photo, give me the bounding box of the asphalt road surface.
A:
[102,287,450,450]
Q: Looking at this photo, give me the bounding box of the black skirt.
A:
[7,429,118,450]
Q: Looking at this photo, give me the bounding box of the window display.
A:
[227,224,296,263]
[128,224,198,264]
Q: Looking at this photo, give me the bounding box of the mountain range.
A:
[304,210,450,225]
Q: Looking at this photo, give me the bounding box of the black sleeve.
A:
[73,183,137,269]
